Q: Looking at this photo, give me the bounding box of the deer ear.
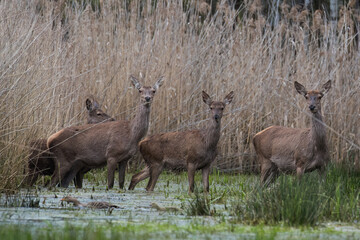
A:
[202,91,212,105]
[153,76,165,91]
[294,81,307,96]
[321,80,331,94]
[85,98,93,111]
[130,75,142,90]
[224,91,234,105]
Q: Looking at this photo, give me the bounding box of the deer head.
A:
[202,91,234,123]
[294,80,331,114]
[130,75,164,105]
[86,97,114,123]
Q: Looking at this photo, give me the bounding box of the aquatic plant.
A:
[0,192,40,208]
[185,186,214,216]
[232,164,360,226]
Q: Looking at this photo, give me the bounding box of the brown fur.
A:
[47,76,164,189]
[25,97,114,187]
[253,81,331,185]
[129,91,234,193]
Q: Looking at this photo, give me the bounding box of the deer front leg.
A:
[296,166,305,179]
[118,161,127,189]
[60,162,83,188]
[49,164,71,188]
[107,157,118,189]
[74,171,84,188]
[202,164,211,193]
[187,163,196,193]
[75,168,91,188]
[26,171,39,186]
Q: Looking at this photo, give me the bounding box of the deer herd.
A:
[25,76,332,193]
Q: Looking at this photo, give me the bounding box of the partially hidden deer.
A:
[47,75,164,189]
[129,91,234,193]
[25,97,114,187]
[253,80,331,185]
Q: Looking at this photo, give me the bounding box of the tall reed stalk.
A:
[0,0,359,192]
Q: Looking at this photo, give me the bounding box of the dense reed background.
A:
[0,0,359,191]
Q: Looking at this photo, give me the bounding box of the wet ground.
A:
[0,173,359,239]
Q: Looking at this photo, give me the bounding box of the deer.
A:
[252,80,331,186]
[128,91,234,193]
[25,97,114,187]
[47,75,164,189]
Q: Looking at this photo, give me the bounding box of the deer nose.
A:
[145,97,151,102]
[214,114,220,121]
[309,105,315,111]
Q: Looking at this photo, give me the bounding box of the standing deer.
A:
[47,75,164,189]
[129,91,234,193]
[25,97,114,187]
[253,80,331,185]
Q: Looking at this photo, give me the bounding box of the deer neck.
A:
[310,111,328,153]
[130,103,151,144]
[203,118,221,150]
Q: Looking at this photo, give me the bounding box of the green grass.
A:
[0,168,360,239]
[0,221,358,240]
[185,187,214,216]
[231,164,360,226]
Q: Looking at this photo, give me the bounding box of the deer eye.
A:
[305,95,309,100]
[152,90,156,93]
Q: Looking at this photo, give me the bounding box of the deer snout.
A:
[214,114,220,121]
[309,105,316,111]
[145,97,151,102]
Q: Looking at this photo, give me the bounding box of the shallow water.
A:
[0,173,359,239]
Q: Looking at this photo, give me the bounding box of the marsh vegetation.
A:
[0,0,359,239]
[0,169,360,239]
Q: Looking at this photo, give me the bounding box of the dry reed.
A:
[0,0,359,191]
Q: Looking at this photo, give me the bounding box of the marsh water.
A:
[0,173,359,239]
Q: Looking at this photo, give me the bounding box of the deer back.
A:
[47,120,131,161]
[140,129,212,169]
[253,126,312,170]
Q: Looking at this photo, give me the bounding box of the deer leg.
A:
[261,159,278,186]
[107,158,117,189]
[74,171,84,188]
[296,166,305,179]
[202,164,211,193]
[30,173,40,186]
[60,163,83,188]
[48,162,61,187]
[75,167,91,188]
[49,163,70,187]
[146,164,163,191]
[187,163,196,193]
[129,166,150,190]
[118,161,127,189]
[25,171,39,186]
